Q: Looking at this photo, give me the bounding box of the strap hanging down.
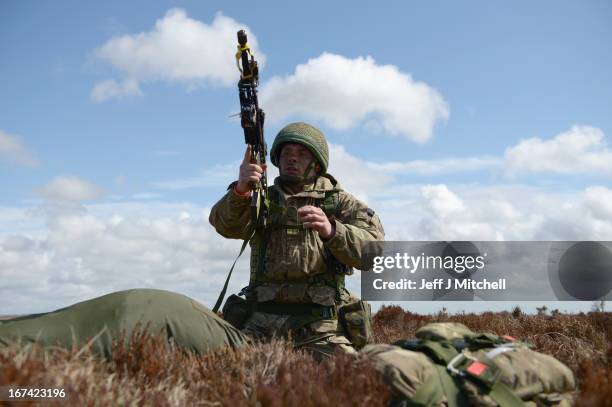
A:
[408,365,460,407]
[212,230,255,313]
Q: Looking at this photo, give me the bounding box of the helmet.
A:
[270,122,329,173]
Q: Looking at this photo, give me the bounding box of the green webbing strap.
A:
[409,359,525,407]
[408,365,461,407]
[468,333,506,349]
[321,190,339,216]
[436,366,461,407]
[488,380,526,407]
[303,160,316,182]
[456,352,526,407]
[267,223,304,230]
[212,230,255,313]
[268,200,285,215]
[252,187,280,284]
[254,225,270,284]
[418,340,460,365]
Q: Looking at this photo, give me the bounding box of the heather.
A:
[0,307,610,406]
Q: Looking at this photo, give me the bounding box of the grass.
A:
[0,307,610,406]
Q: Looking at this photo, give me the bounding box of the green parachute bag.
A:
[0,289,249,357]
[362,322,576,407]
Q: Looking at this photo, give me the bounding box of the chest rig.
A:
[245,180,351,305]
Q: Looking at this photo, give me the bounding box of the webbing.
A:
[212,230,255,313]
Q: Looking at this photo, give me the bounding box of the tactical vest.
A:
[244,177,351,306]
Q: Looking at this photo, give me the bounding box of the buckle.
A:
[486,344,517,359]
[447,353,477,377]
[448,353,501,388]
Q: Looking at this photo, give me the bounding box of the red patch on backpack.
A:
[466,361,488,376]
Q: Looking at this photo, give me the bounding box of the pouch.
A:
[338,299,373,349]
[222,294,252,329]
[307,284,337,306]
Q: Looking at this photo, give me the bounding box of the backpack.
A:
[362,322,576,407]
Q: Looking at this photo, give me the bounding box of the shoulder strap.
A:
[318,189,352,279]
[320,190,340,217]
[212,229,255,313]
[267,185,286,216]
[409,365,463,407]
[252,187,281,284]
[321,173,339,186]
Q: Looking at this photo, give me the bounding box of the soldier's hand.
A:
[298,205,335,240]
[236,145,267,193]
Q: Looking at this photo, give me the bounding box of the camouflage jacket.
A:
[209,175,385,305]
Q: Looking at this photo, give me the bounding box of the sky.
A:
[1,1,611,315]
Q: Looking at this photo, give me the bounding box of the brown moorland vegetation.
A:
[0,306,610,406]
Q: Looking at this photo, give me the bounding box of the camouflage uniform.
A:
[210,158,384,358]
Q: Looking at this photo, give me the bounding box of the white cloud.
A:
[368,156,501,175]
[0,129,38,166]
[260,53,449,143]
[0,207,44,237]
[329,145,500,203]
[504,125,612,177]
[347,125,612,178]
[328,144,393,203]
[152,162,239,190]
[415,184,511,241]
[328,125,611,179]
[0,201,247,314]
[374,183,612,242]
[92,9,264,99]
[90,79,142,102]
[3,184,612,314]
[584,186,612,221]
[421,185,465,217]
[36,176,104,202]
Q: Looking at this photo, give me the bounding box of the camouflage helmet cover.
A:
[270,122,329,173]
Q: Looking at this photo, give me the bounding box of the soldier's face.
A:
[279,143,316,179]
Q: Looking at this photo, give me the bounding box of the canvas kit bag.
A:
[362,322,576,407]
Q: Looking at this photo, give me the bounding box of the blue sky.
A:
[1,1,611,314]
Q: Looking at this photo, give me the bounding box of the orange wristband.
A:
[232,184,251,197]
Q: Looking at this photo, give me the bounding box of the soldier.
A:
[209,122,385,359]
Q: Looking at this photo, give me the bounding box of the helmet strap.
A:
[301,160,318,181]
[279,159,318,188]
